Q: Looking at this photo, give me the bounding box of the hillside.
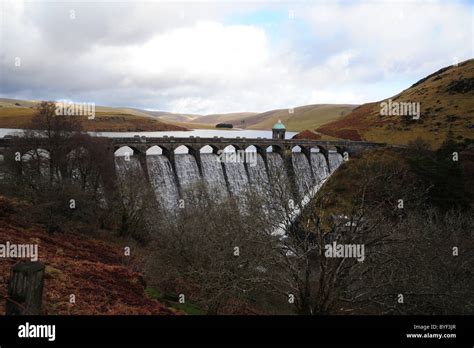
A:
[188,112,258,127]
[322,145,473,212]
[149,112,259,129]
[0,99,188,132]
[241,104,356,131]
[173,105,356,131]
[139,110,201,124]
[0,98,356,132]
[316,59,474,148]
[0,196,179,315]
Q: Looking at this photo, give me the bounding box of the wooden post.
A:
[6,262,45,315]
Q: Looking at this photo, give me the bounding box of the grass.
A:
[247,104,357,132]
[0,107,35,128]
[145,287,205,315]
[170,121,219,129]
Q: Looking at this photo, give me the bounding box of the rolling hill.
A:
[235,104,356,131]
[316,59,474,148]
[163,105,356,132]
[138,110,201,123]
[189,112,259,126]
[0,99,188,132]
[148,112,259,130]
[0,98,357,133]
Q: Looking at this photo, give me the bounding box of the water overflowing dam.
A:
[114,146,344,214]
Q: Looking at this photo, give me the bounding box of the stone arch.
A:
[199,144,219,154]
[327,145,338,153]
[146,145,164,155]
[310,145,329,157]
[266,145,283,154]
[174,145,192,154]
[146,144,172,157]
[244,145,257,153]
[114,145,141,157]
[291,145,302,153]
[223,145,239,153]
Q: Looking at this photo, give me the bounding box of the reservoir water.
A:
[0,128,296,139]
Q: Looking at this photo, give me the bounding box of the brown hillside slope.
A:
[317,59,474,148]
[189,112,258,127]
[0,99,188,132]
[0,196,177,315]
[292,130,321,140]
[238,104,356,131]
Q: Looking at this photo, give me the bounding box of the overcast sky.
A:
[0,0,473,114]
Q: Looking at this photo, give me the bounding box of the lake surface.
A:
[0,128,296,139]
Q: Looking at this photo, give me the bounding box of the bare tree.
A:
[146,181,283,314]
[1,101,115,234]
[259,148,472,315]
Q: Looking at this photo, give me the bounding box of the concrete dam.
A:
[0,124,386,214]
[115,146,342,213]
[108,135,385,213]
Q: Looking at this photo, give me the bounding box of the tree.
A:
[262,148,473,315]
[1,101,115,234]
[146,181,281,314]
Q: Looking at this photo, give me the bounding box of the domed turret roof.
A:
[272,120,286,130]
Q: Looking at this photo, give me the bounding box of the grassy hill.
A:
[0,98,355,132]
[167,105,356,131]
[316,59,474,148]
[139,110,201,124]
[148,112,259,129]
[241,104,356,131]
[189,112,258,126]
[0,99,188,132]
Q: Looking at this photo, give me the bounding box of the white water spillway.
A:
[114,147,342,214]
[147,155,180,212]
[174,154,200,190]
[200,153,228,200]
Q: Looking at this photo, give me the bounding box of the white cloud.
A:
[304,0,472,78]
[123,22,269,86]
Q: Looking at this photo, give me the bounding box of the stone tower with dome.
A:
[272,120,286,140]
